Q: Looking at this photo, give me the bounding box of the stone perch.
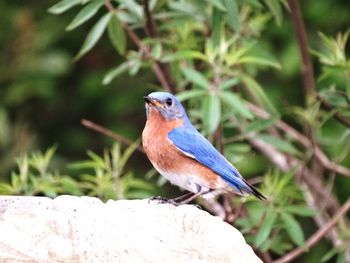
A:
[0,195,262,263]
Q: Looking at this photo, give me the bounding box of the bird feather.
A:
[168,125,265,199]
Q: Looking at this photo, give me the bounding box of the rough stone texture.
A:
[0,195,262,263]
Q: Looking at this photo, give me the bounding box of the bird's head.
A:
[144,92,188,121]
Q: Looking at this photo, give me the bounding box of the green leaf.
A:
[257,134,301,156]
[48,0,81,14]
[176,90,207,101]
[119,0,143,21]
[225,143,251,154]
[66,0,104,31]
[119,139,140,169]
[129,60,141,76]
[181,68,210,89]
[222,0,240,32]
[255,208,277,247]
[151,42,162,60]
[283,205,316,217]
[241,74,277,114]
[267,234,291,255]
[262,0,282,26]
[206,0,226,11]
[108,13,126,55]
[218,78,240,90]
[212,7,223,47]
[68,160,99,169]
[123,177,154,191]
[237,56,281,69]
[322,248,339,262]
[219,91,253,119]
[161,50,207,62]
[203,94,221,133]
[246,201,266,225]
[244,116,279,133]
[336,252,346,263]
[74,12,111,60]
[281,212,305,247]
[346,83,350,102]
[87,150,106,168]
[102,62,129,85]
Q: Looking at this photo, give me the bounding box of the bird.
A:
[142,91,265,204]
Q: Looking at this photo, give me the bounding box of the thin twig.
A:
[104,0,175,93]
[287,0,316,105]
[302,185,343,248]
[142,0,176,92]
[261,251,273,263]
[81,119,145,153]
[104,2,142,48]
[245,123,342,213]
[247,136,290,171]
[247,103,350,177]
[318,94,350,128]
[274,198,350,263]
[143,0,157,37]
[247,135,345,249]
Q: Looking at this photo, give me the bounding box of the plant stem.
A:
[287,0,316,105]
[317,94,350,128]
[104,0,176,93]
[81,119,145,153]
[247,103,350,177]
[274,198,350,263]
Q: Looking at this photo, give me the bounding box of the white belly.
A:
[151,161,210,194]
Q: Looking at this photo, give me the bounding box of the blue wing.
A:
[168,126,265,199]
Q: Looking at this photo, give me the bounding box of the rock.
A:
[0,195,262,263]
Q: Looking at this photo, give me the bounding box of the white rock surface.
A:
[0,195,262,263]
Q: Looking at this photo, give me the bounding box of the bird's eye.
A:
[165,98,173,106]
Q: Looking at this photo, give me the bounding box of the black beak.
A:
[144,96,152,104]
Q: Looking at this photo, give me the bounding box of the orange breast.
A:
[142,107,221,190]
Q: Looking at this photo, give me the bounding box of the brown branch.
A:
[143,0,157,37]
[247,103,350,177]
[81,119,145,153]
[150,63,175,92]
[261,251,273,263]
[104,0,115,12]
[104,0,175,93]
[247,136,290,171]
[246,134,345,248]
[274,198,350,263]
[318,94,350,128]
[302,186,343,248]
[104,2,142,48]
[287,0,316,105]
[142,0,176,93]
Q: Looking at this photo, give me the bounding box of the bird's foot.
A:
[148,196,178,205]
[149,196,193,206]
[148,196,203,209]
[149,196,168,203]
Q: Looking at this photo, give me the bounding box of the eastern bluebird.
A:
[142,92,265,204]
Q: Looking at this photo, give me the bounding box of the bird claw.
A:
[148,196,176,205]
[148,196,182,206]
[148,196,202,208]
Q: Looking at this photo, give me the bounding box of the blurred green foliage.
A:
[0,143,154,201]
[0,0,350,262]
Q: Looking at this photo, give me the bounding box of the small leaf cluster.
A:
[237,170,315,255]
[49,0,126,60]
[0,143,155,201]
